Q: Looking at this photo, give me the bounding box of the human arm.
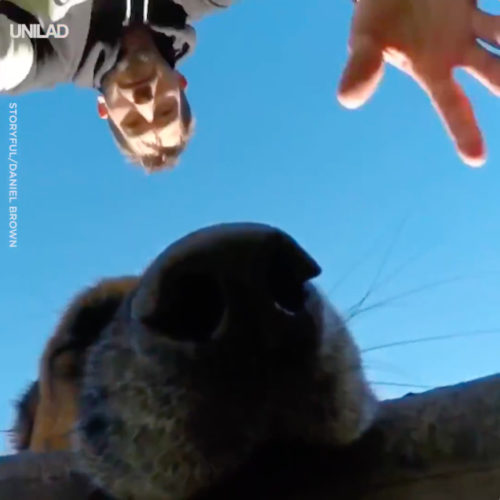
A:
[0,0,93,94]
[0,9,34,92]
[9,0,89,22]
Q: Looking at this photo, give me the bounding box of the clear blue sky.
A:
[1,0,500,453]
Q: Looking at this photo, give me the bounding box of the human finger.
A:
[337,37,385,109]
[472,9,500,48]
[462,43,500,96]
[425,76,485,167]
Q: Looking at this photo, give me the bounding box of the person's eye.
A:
[122,115,145,134]
[154,106,178,128]
[126,119,141,129]
[158,104,175,118]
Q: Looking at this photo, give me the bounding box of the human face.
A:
[99,26,187,157]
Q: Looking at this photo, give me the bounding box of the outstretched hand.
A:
[338,0,500,167]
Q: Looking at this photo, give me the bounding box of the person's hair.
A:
[107,90,195,172]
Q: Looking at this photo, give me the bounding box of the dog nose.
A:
[131,223,321,343]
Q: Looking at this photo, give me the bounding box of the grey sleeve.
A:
[10,0,91,23]
[0,0,93,95]
[0,14,35,91]
[172,0,234,22]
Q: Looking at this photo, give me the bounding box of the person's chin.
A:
[123,24,154,45]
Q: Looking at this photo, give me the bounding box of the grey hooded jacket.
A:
[0,0,232,94]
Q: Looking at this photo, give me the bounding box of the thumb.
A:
[337,37,384,109]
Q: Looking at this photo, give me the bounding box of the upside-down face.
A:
[13,223,377,500]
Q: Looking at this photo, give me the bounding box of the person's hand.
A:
[337,0,500,167]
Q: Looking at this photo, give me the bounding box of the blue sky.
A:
[1,0,500,452]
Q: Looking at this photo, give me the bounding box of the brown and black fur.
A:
[12,277,138,452]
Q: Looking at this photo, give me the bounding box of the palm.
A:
[338,0,500,167]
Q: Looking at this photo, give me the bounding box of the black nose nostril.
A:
[143,273,225,343]
[268,258,309,315]
[265,233,321,315]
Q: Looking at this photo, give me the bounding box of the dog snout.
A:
[131,223,321,343]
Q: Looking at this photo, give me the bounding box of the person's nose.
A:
[127,84,154,122]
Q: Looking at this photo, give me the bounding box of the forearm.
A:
[0,14,34,92]
[9,0,90,22]
[0,0,93,94]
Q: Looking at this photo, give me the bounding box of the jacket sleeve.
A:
[0,0,92,94]
[172,0,234,22]
[0,11,34,91]
[9,0,90,22]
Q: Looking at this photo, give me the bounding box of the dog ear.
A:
[44,277,138,386]
[19,277,138,452]
[11,380,40,451]
[47,288,131,382]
